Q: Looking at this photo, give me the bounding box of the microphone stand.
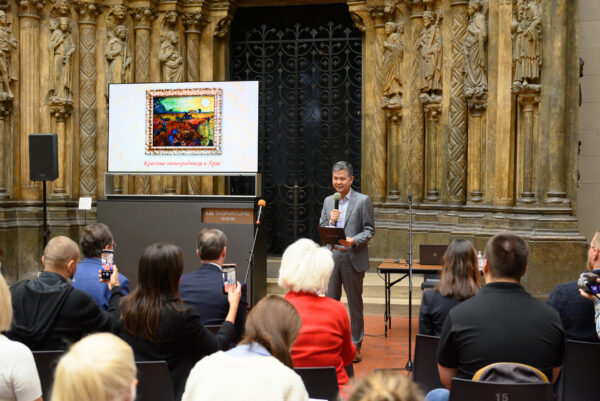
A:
[405,194,414,372]
[244,204,264,303]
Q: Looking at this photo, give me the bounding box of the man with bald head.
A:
[6,236,124,350]
[548,227,600,342]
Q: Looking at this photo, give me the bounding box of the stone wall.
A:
[0,0,587,297]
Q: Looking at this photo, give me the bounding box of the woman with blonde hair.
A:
[419,239,481,336]
[51,332,137,401]
[279,238,356,389]
[0,273,42,401]
[348,370,424,401]
[182,295,308,401]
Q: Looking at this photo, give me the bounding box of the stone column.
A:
[423,102,441,202]
[385,108,402,199]
[544,0,568,205]
[366,5,387,203]
[448,0,468,204]
[467,101,485,202]
[183,12,206,195]
[0,102,12,198]
[19,0,43,200]
[517,92,539,204]
[131,6,154,195]
[493,0,515,206]
[407,3,425,203]
[50,106,72,198]
[76,2,100,198]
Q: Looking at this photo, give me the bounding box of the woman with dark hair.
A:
[115,243,241,401]
[419,239,481,336]
[182,295,308,401]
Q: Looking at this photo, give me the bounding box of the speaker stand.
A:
[42,181,50,249]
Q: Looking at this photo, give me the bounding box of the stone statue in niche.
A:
[0,10,17,100]
[418,10,442,94]
[511,0,542,90]
[105,25,131,97]
[383,21,403,108]
[159,30,184,83]
[463,0,487,99]
[49,17,75,104]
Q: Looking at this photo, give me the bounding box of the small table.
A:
[377,259,442,336]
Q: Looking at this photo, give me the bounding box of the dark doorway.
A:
[230,4,362,254]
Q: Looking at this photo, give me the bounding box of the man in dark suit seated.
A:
[7,236,123,350]
[547,227,600,342]
[179,228,247,341]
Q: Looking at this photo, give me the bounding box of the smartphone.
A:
[101,249,114,280]
[222,264,237,294]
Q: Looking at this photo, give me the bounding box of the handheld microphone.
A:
[256,199,266,225]
[333,192,341,222]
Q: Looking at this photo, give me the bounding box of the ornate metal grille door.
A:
[230,4,362,254]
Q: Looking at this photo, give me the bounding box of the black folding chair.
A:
[294,366,338,401]
[559,340,600,401]
[136,361,175,401]
[32,350,64,401]
[412,334,443,392]
[449,378,553,401]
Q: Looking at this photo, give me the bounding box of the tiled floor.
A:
[353,315,418,379]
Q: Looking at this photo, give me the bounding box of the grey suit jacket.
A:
[319,190,375,272]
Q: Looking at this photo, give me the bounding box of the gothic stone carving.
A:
[382,21,403,109]
[105,24,131,98]
[511,0,542,91]
[0,10,17,100]
[464,0,487,100]
[418,10,442,95]
[49,16,75,105]
[160,12,183,83]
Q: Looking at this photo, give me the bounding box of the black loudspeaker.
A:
[29,134,58,181]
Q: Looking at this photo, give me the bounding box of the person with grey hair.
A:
[319,161,375,362]
[279,238,356,389]
[6,236,124,350]
[179,228,248,341]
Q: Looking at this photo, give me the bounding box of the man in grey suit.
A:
[320,161,375,362]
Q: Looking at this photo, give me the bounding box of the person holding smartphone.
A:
[179,228,248,341]
[74,223,130,309]
[115,242,242,401]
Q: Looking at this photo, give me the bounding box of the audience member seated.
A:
[7,236,123,350]
[182,294,308,401]
[577,274,600,339]
[548,227,600,342]
[0,273,42,401]
[179,228,247,341]
[348,370,424,401]
[51,332,137,401]
[278,238,356,389]
[114,243,241,401]
[73,223,130,309]
[425,232,565,401]
[419,239,481,336]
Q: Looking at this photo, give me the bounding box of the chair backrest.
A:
[204,324,221,335]
[449,378,553,401]
[32,350,64,401]
[136,361,175,401]
[559,340,600,401]
[294,366,338,401]
[412,334,443,392]
[473,362,549,383]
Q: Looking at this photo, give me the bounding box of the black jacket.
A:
[7,271,122,350]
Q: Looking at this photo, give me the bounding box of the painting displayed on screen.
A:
[146,88,223,155]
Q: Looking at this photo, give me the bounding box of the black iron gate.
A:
[230,4,362,254]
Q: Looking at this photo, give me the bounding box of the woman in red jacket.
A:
[278,238,356,388]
